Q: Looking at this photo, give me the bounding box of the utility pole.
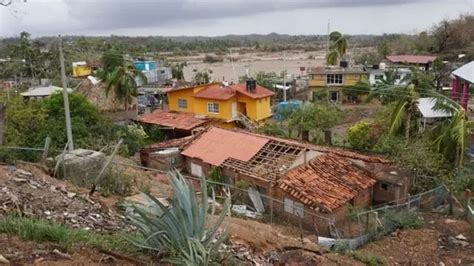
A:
[327,19,331,53]
[283,51,287,102]
[58,35,74,152]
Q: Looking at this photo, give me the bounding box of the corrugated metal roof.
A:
[134,110,209,131]
[386,55,437,64]
[279,154,377,211]
[417,97,452,119]
[21,86,72,97]
[453,61,474,83]
[181,127,269,166]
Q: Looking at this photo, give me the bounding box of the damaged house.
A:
[179,127,414,235]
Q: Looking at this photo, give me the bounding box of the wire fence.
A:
[0,143,465,247]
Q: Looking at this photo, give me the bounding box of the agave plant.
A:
[127,171,230,265]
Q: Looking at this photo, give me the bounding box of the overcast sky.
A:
[0,0,473,37]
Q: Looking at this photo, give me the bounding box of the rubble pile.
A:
[0,167,129,232]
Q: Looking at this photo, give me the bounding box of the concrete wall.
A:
[309,73,368,88]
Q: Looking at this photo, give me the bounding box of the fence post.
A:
[465,189,472,214]
[90,139,123,196]
[270,197,274,225]
[41,137,51,164]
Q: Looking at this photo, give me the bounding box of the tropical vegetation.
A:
[127,171,230,265]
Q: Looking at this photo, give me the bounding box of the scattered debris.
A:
[52,249,72,260]
[231,205,261,219]
[0,255,9,264]
[0,165,130,232]
[455,234,468,241]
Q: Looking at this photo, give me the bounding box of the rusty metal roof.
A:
[279,154,377,212]
[134,110,209,131]
[181,127,269,166]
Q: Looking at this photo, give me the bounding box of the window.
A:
[190,162,203,177]
[375,75,384,81]
[327,74,343,85]
[394,74,402,80]
[283,198,304,217]
[178,99,187,109]
[207,102,219,113]
[381,182,389,191]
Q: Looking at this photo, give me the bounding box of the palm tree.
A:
[105,62,145,110]
[387,84,419,140]
[326,31,348,65]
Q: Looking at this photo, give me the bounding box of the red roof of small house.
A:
[134,110,209,131]
[386,55,437,65]
[279,154,377,212]
[181,127,269,166]
[192,83,275,100]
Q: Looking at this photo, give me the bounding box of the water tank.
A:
[379,63,386,70]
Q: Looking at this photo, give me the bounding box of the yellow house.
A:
[308,66,369,103]
[167,80,275,127]
[72,61,92,77]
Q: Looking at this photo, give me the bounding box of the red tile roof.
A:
[134,110,208,131]
[386,55,437,65]
[192,83,275,100]
[279,154,377,211]
[232,83,276,99]
[193,84,237,100]
[181,127,269,166]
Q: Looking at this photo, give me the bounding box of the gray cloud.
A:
[64,0,437,31]
[0,0,468,37]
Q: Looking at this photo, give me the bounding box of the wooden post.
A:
[41,137,51,164]
[90,139,123,196]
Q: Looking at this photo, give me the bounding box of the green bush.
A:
[352,251,386,266]
[382,210,424,231]
[347,121,373,151]
[118,124,149,156]
[100,168,134,197]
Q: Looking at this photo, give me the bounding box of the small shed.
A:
[417,97,452,130]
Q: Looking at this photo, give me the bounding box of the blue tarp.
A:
[274,100,302,121]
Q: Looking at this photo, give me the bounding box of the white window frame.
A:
[207,102,219,114]
[284,197,305,217]
[178,99,187,109]
[190,162,203,177]
[326,74,343,85]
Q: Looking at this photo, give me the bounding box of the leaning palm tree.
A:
[387,84,420,140]
[105,62,145,110]
[326,31,348,65]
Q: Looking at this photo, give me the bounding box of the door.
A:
[232,102,238,119]
[330,91,340,103]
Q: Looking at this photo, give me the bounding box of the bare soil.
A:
[0,234,137,265]
[358,213,474,264]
